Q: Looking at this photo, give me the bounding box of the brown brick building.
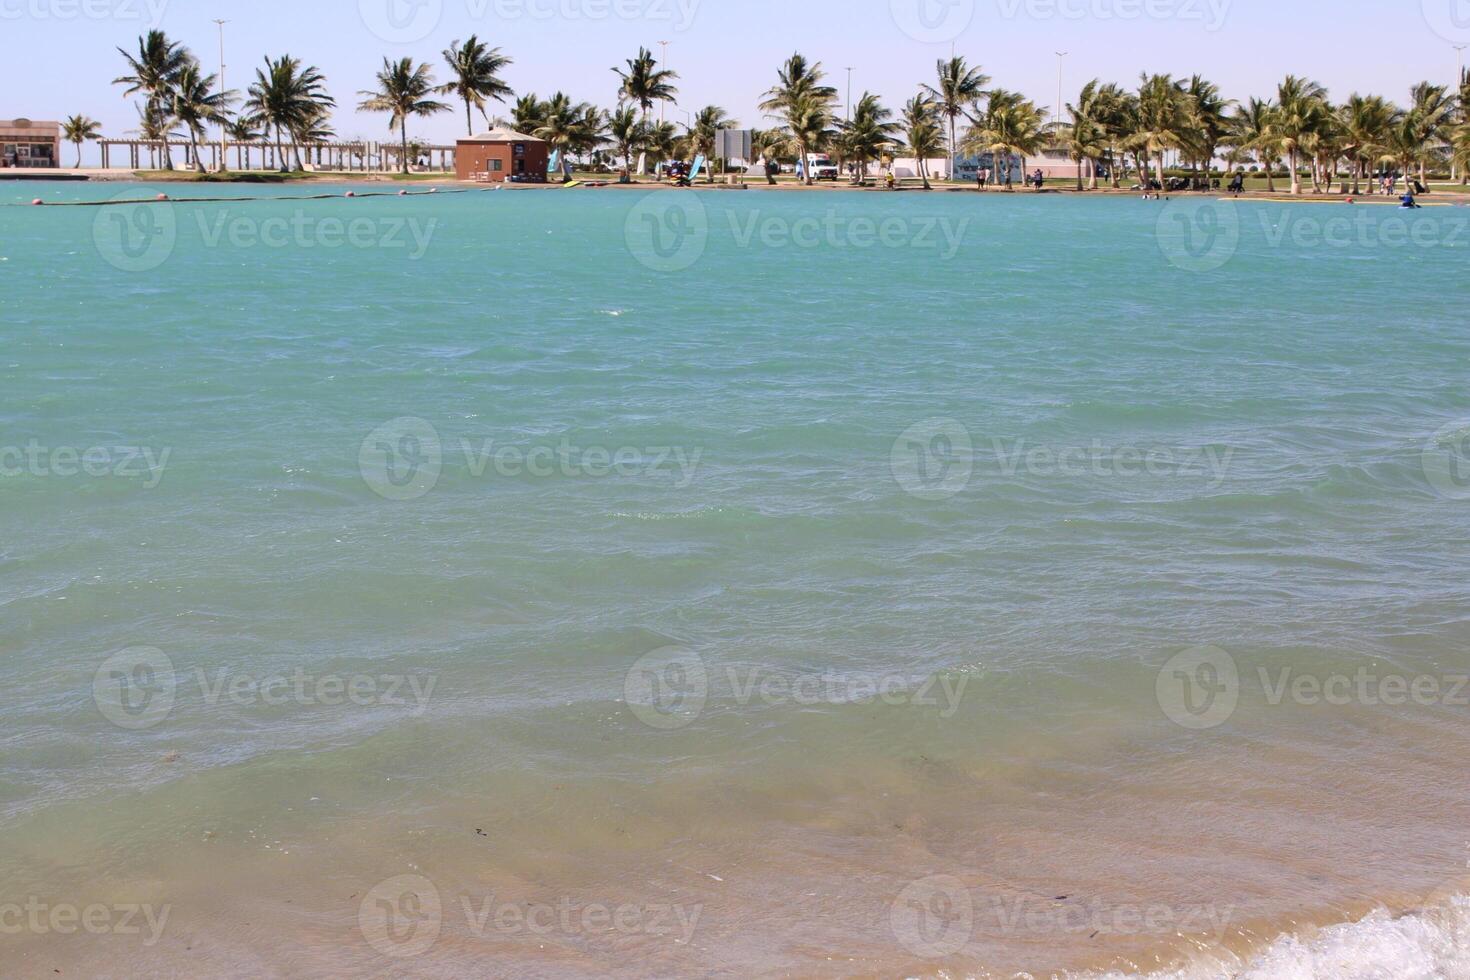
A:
[455,128,549,182]
[1,118,61,168]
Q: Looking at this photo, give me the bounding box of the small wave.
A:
[1085,896,1470,979]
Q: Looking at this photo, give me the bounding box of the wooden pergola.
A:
[96,139,458,174]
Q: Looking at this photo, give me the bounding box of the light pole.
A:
[845,67,854,123]
[214,19,229,172]
[658,40,670,126]
[1054,52,1067,127]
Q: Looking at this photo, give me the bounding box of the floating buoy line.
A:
[14,187,464,208]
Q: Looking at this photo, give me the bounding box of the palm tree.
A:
[114,30,190,170]
[963,89,1046,190]
[750,127,785,185]
[1182,75,1231,186]
[1059,80,1110,190]
[612,46,678,126]
[923,56,990,181]
[1274,75,1329,194]
[836,93,898,185]
[439,36,514,136]
[244,56,333,173]
[171,62,234,173]
[130,100,177,169]
[899,95,944,189]
[1228,97,1280,192]
[61,115,102,168]
[1337,94,1396,194]
[359,57,449,175]
[607,104,643,174]
[534,91,592,178]
[760,53,838,185]
[1402,81,1455,191]
[509,93,546,134]
[687,105,736,180]
[570,104,610,167]
[1133,72,1189,191]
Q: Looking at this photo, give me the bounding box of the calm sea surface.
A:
[3,182,1469,977]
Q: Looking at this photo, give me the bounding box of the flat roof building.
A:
[455,128,548,183]
[1,119,61,168]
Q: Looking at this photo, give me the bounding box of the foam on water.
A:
[1090,896,1470,980]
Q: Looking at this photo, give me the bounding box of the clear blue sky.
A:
[5,0,1466,163]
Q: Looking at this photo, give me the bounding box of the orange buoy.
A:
[31,198,43,206]
[398,189,408,196]
[345,191,356,198]
[156,193,169,201]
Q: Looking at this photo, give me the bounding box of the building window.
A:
[513,143,525,157]
[491,160,502,172]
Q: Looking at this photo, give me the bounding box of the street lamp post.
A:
[845,67,854,123]
[214,19,228,172]
[658,40,670,126]
[1054,51,1067,127]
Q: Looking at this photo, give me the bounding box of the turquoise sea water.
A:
[3,182,1470,976]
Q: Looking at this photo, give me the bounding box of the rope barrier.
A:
[10,187,480,208]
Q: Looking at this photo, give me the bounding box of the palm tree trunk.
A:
[401,120,410,175]
[188,129,206,173]
[1289,150,1301,195]
[1154,153,1167,192]
[465,98,474,137]
[948,115,956,184]
[74,142,82,169]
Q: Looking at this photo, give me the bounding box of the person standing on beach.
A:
[978,167,989,191]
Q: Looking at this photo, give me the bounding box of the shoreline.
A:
[11,170,1470,206]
